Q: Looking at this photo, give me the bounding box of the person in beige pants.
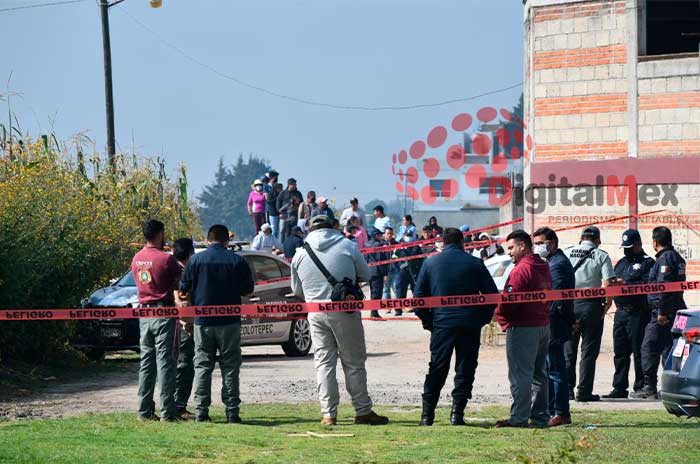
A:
[291,215,389,426]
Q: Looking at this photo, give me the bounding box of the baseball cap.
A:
[261,223,271,232]
[318,196,328,203]
[370,228,382,237]
[253,179,264,186]
[267,170,279,177]
[460,225,470,233]
[309,215,333,228]
[620,229,641,248]
[582,225,601,240]
[350,197,359,204]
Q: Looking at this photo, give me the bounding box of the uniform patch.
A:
[506,285,513,293]
[622,235,628,242]
[137,267,152,284]
[632,263,642,271]
[660,265,669,274]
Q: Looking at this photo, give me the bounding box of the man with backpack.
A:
[291,215,389,427]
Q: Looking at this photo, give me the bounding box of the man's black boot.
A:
[419,401,435,426]
[450,400,467,426]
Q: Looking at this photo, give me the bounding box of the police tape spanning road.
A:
[3,280,699,321]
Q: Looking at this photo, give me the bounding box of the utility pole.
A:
[99,0,117,172]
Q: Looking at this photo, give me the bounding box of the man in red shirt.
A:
[131,219,182,422]
[495,230,552,428]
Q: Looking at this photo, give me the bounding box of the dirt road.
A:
[0,317,663,421]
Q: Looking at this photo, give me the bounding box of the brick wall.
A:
[638,71,700,157]
[531,0,629,162]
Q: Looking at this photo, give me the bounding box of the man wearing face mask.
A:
[494,230,552,428]
[603,229,655,400]
[563,226,615,403]
[533,227,575,427]
[634,226,687,399]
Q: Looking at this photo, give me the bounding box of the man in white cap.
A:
[339,197,365,227]
[251,223,283,254]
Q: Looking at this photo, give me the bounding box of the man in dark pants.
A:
[364,228,390,319]
[563,226,615,402]
[603,229,655,399]
[414,228,498,426]
[173,238,196,418]
[131,219,182,422]
[495,230,553,428]
[634,226,687,399]
[533,227,576,427]
[179,224,255,423]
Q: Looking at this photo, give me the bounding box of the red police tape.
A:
[3,280,698,321]
[366,209,670,267]
[359,218,524,255]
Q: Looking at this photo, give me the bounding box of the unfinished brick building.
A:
[522,0,700,303]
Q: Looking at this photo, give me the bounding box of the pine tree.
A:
[198,154,272,239]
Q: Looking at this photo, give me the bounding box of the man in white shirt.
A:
[339,197,365,227]
[372,205,393,232]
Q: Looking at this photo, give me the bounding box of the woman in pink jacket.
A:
[248,179,267,233]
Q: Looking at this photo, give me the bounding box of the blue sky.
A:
[2,0,524,208]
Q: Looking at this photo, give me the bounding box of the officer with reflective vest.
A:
[603,229,654,399]
[633,226,687,399]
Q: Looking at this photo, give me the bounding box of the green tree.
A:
[198,154,272,239]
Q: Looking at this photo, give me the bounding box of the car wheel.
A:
[83,348,105,361]
[282,318,312,357]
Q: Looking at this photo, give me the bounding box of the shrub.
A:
[0,134,200,362]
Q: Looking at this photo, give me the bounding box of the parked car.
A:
[73,250,311,360]
[484,254,513,291]
[661,309,700,417]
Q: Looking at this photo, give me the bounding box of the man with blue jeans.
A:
[264,170,281,239]
[534,227,576,427]
[179,224,255,423]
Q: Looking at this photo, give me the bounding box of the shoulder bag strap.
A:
[303,243,338,286]
[572,248,594,273]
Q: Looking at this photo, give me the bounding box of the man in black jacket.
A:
[364,228,390,319]
[605,229,654,400]
[276,178,303,242]
[283,226,305,259]
[635,226,687,399]
[179,224,255,423]
[414,228,499,426]
[533,227,576,427]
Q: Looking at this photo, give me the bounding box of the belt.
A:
[139,302,171,308]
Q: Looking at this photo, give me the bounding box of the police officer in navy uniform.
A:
[414,228,499,426]
[633,226,687,399]
[603,229,654,399]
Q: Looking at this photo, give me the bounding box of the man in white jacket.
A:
[291,215,389,426]
[251,223,283,254]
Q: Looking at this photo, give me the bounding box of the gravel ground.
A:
[0,314,664,421]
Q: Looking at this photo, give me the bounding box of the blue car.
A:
[72,250,312,360]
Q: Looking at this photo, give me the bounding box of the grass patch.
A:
[0,405,698,463]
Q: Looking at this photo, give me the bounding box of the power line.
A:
[0,0,88,13]
[116,7,523,112]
